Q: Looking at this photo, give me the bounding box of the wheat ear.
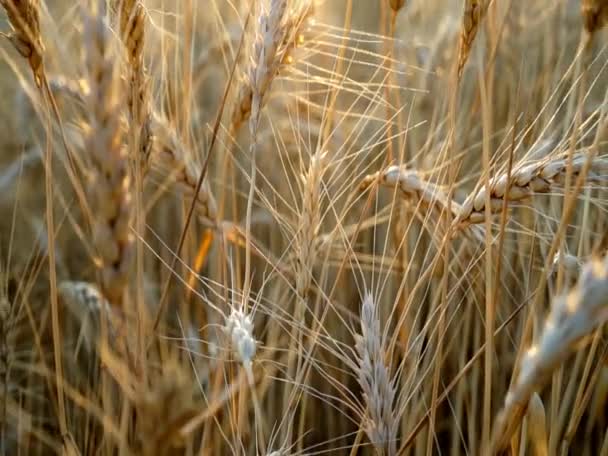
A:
[83,4,133,306]
[150,113,218,227]
[492,253,608,451]
[0,0,44,85]
[114,0,152,171]
[457,0,488,79]
[389,0,406,13]
[230,0,312,134]
[454,152,608,228]
[361,165,485,242]
[294,151,327,304]
[356,293,398,456]
[582,0,608,35]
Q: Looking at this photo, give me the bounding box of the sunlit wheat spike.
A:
[362,165,462,218]
[294,151,327,302]
[457,0,488,79]
[455,153,608,228]
[0,0,44,85]
[82,3,133,305]
[492,253,608,451]
[231,0,312,133]
[355,293,397,456]
[582,0,608,34]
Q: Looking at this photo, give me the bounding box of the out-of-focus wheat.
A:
[0,0,44,84]
[582,0,608,34]
[492,253,608,451]
[82,5,133,305]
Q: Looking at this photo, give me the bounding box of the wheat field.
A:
[0,0,607,454]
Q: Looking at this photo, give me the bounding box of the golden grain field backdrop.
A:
[0,0,607,454]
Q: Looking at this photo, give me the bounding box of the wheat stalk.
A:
[82,5,133,306]
[0,0,44,85]
[492,253,608,451]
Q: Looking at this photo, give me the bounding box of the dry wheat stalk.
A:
[492,253,608,451]
[0,0,44,85]
[582,0,608,34]
[356,294,397,456]
[113,0,152,171]
[457,0,488,78]
[82,5,133,305]
[150,113,218,226]
[454,153,608,228]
